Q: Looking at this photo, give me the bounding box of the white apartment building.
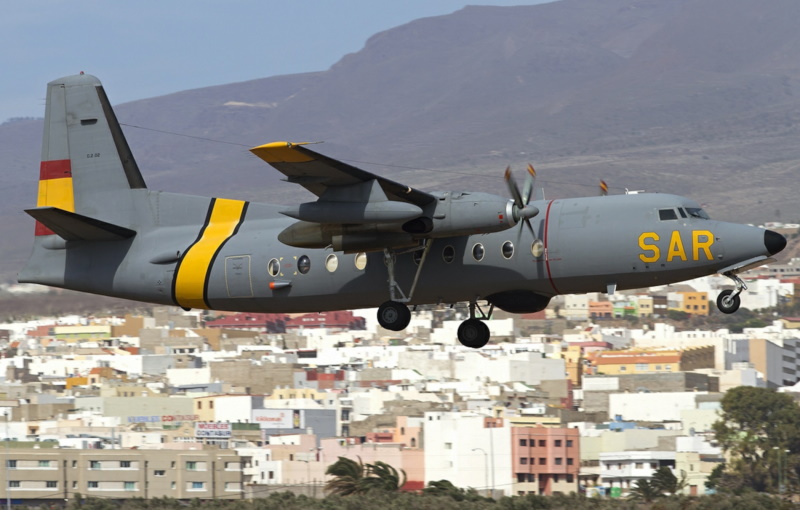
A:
[600,451,676,491]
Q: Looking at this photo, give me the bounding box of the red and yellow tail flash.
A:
[35,159,74,235]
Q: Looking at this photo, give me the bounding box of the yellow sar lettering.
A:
[638,230,714,263]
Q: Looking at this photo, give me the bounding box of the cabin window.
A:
[442,245,455,264]
[354,252,368,270]
[325,254,338,273]
[502,241,514,259]
[267,258,280,277]
[297,255,311,274]
[658,209,678,221]
[531,239,544,257]
[678,208,688,218]
[472,243,485,261]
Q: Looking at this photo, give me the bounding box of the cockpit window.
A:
[678,208,687,218]
[659,209,678,221]
[686,207,710,220]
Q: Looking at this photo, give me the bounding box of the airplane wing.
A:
[250,142,435,207]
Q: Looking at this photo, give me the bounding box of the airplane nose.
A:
[764,229,787,256]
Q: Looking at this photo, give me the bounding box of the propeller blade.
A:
[522,164,536,204]
[600,179,609,196]
[504,166,524,208]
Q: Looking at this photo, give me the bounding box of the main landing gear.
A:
[376,245,493,348]
[716,271,746,314]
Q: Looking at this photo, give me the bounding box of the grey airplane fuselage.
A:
[23,188,770,313]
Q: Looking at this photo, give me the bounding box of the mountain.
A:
[3,0,800,281]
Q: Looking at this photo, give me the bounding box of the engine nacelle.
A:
[403,192,536,238]
[487,290,551,314]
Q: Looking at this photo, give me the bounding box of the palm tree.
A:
[627,479,660,503]
[325,456,365,495]
[651,466,687,495]
[360,461,407,491]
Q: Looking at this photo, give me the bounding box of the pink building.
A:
[512,426,580,495]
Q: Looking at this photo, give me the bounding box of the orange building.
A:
[512,426,580,495]
[678,291,709,316]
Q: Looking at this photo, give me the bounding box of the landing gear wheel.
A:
[458,318,491,349]
[377,301,411,331]
[716,290,741,314]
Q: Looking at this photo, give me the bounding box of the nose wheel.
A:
[716,272,746,314]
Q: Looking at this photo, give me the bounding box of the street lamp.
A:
[472,448,489,497]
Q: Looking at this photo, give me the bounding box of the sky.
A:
[1,0,550,123]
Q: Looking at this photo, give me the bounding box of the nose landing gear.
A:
[716,271,746,314]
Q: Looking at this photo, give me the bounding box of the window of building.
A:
[155,470,166,477]
[517,474,526,483]
[6,460,15,469]
[635,462,643,469]
[269,471,274,480]
[538,440,546,447]
[635,363,649,371]
[38,460,50,468]
[555,458,563,465]
[89,461,101,470]
[553,474,559,483]
[88,481,99,489]
[186,461,198,471]
[46,481,57,488]
[567,458,574,466]
[171,482,176,490]
[520,439,527,447]
[566,440,573,448]
[121,461,131,468]
[9,481,19,489]
[620,366,627,371]
[555,440,562,447]
[124,482,135,491]
[191,481,204,490]
[210,401,214,409]
[197,401,202,409]
[444,443,452,450]
[539,458,546,465]
[520,458,528,465]
[567,474,574,483]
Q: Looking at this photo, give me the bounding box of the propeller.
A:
[504,165,539,242]
[600,179,609,196]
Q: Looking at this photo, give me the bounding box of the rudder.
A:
[35,73,146,236]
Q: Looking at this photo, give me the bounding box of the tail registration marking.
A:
[173,198,248,309]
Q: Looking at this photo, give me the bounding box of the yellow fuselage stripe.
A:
[174,198,247,309]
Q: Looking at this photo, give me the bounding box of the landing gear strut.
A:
[457,301,493,349]
[717,272,746,314]
[376,243,432,332]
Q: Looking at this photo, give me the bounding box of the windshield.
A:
[686,207,710,220]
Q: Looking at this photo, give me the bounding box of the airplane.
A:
[19,74,787,348]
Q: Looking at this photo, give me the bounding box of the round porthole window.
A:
[472,243,485,261]
[502,241,514,259]
[325,253,339,273]
[354,252,368,270]
[531,239,544,258]
[442,245,455,264]
[297,255,311,274]
[268,258,280,277]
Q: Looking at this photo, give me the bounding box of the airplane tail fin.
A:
[32,73,146,237]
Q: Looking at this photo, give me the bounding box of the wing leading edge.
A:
[249,142,435,208]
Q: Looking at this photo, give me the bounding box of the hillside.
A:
[3,0,800,280]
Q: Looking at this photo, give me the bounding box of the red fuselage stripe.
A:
[39,159,72,180]
[543,200,561,294]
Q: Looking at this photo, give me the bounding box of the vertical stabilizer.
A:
[35,73,145,236]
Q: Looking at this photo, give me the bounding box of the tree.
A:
[325,456,365,496]
[627,479,659,503]
[651,466,686,495]
[712,386,800,493]
[360,461,407,492]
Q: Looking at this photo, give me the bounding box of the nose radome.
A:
[765,230,787,256]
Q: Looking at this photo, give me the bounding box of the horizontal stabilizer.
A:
[25,207,136,241]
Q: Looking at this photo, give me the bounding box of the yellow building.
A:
[591,347,714,375]
[678,291,709,316]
